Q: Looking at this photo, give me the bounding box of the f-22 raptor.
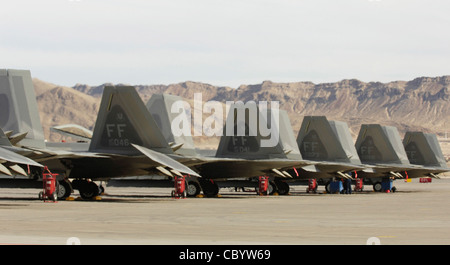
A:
[0,69,200,199]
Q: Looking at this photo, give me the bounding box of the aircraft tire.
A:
[186,181,201,197]
[373,182,382,192]
[325,181,331,193]
[268,181,277,195]
[275,180,290,195]
[199,179,219,197]
[57,180,72,200]
[79,181,99,200]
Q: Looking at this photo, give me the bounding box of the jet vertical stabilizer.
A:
[215,103,287,159]
[297,116,361,165]
[402,132,449,178]
[355,124,410,166]
[0,69,45,148]
[88,86,173,155]
[403,132,447,168]
[146,94,197,156]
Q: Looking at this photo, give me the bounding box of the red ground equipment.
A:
[354,178,364,192]
[420,177,432,183]
[39,166,58,202]
[306,179,317,193]
[172,175,187,199]
[258,176,269,195]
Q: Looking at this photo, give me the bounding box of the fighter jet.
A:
[401,131,449,179]
[354,124,423,191]
[284,116,365,193]
[144,94,315,196]
[1,70,316,198]
[0,69,200,199]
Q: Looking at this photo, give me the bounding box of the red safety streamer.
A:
[293,167,299,177]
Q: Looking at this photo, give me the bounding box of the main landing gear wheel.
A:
[373,182,382,192]
[73,180,100,200]
[268,181,277,195]
[186,181,201,197]
[274,180,290,195]
[199,179,219,197]
[57,180,72,200]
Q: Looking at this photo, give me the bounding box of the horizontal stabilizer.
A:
[51,124,93,141]
[9,132,28,145]
[169,143,184,152]
[132,144,201,178]
[4,131,12,138]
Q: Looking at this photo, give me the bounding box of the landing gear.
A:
[373,182,382,192]
[325,181,331,194]
[373,179,396,193]
[198,179,219,197]
[186,181,201,197]
[72,179,100,200]
[57,180,73,200]
[274,179,290,195]
[268,181,277,195]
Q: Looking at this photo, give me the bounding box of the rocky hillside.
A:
[34,76,450,156]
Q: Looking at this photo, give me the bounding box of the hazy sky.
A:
[1,0,450,87]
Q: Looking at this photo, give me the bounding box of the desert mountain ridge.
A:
[33,76,450,156]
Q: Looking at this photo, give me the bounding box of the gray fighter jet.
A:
[145,96,368,196]
[0,69,200,199]
[1,71,314,198]
[401,131,449,179]
[148,94,315,196]
[354,124,423,191]
[282,116,365,192]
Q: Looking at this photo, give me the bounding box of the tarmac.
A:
[0,178,450,245]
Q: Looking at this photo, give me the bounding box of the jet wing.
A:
[190,156,313,180]
[357,163,424,179]
[400,166,449,179]
[312,161,366,173]
[21,146,110,162]
[0,146,43,168]
[132,144,201,177]
[0,146,43,176]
